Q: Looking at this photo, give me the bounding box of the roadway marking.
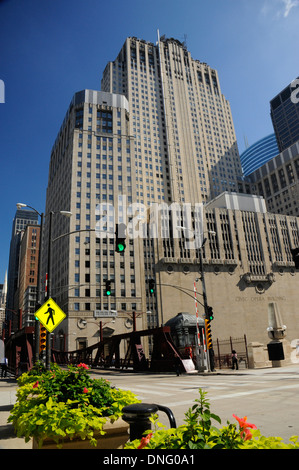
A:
[120,386,172,397]
[165,383,299,408]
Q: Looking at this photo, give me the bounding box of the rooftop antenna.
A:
[244,135,249,149]
[183,33,187,48]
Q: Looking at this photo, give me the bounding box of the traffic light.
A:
[205,318,213,350]
[39,326,47,354]
[149,279,155,295]
[115,223,126,253]
[105,280,112,296]
[207,306,214,321]
[291,247,299,269]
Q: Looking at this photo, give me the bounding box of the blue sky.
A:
[0,0,298,283]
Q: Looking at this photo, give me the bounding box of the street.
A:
[90,364,299,443]
[1,364,299,449]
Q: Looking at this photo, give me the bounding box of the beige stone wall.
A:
[157,261,299,346]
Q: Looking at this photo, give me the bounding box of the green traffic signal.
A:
[116,241,125,252]
[115,223,126,253]
[105,280,112,296]
[207,306,214,321]
[149,279,155,294]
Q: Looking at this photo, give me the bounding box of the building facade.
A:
[6,209,38,331]
[153,197,299,346]
[43,90,146,351]
[42,37,299,356]
[249,140,299,216]
[15,224,41,328]
[101,35,243,205]
[270,78,299,152]
[240,133,279,176]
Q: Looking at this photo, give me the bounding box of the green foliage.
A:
[8,363,139,448]
[240,430,299,449]
[125,389,299,450]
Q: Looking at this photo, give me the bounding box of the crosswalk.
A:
[116,376,258,401]
[111,371,299,406]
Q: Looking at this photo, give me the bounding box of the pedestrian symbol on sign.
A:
[34,298,66,332]
[45,303,55,326]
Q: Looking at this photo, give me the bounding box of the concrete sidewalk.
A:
[0,377,31,449]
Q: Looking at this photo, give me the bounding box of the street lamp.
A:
[45,210,72,369]
[176,226,216,372]
[16,203,44,362]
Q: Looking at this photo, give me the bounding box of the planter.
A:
[32,418,129,449]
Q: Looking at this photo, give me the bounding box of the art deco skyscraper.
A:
[101,34,242,205]
[44,90,146,351]
[44,36,244,351]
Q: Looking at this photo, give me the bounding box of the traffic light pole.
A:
[45,211,53,370]
[198,243,215,372]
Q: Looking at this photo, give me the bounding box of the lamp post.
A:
[177,226,216,372]
[17,204,71,367]
[45,210,72,369]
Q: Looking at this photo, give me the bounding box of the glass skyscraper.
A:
[240,133,279,176]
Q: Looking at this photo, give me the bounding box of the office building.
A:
[248,140,299,216]
[0,272,7,337]
[154,196,299,346]
[43,90,146,351]
[270,78,299,152]
[101,35,243,205]
[6,209,38,330]
[15,225,41,328]
[43,37,299,356]
[240,133,279,176]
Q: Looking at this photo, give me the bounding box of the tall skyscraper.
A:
[6,209,38,321]
[270,78,299,152]
[240,133,279,176]
[43,90,146,351]
[44,35,245,351]
[101,34,243,205]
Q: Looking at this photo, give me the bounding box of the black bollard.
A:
[122,403,177,441]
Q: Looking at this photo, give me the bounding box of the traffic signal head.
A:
[105,280,112,296]
[149,279,155,295]
[291,247,299,269]
[205,318,213,350]
[39,326,47,354]
[115,223,126,253]
[207,306,214,321]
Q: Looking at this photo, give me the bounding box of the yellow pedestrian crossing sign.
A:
[35,298,66,333]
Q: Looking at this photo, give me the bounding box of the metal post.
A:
[193,281,204,371]
[198,245,211,372]
[45,211,53,370]
[34,212,44,363]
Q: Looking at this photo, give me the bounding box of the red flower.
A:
[137,433,153,449]
[33,381,39,389]
[233,414,257,441]
[77,363,89,369]
[83,387,88,394]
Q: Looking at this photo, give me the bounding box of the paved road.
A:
[90,364,299,443]
[1,364,299,448]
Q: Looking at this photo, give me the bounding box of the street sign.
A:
[34,298,66,333]
[94,309,117,318]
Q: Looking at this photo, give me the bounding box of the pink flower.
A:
[137,433,153,449]
[77,363,89,369]
[33,381,39,389]
[83,387,88,394]
[233,414,257,441]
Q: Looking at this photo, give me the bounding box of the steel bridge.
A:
[4,326,189,376]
